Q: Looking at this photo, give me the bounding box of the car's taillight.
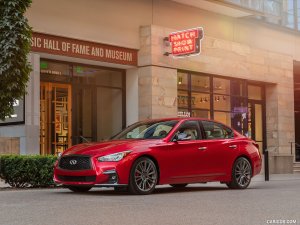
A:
[252,142,262,159]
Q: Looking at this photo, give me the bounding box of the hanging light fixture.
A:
[178,76,183,85]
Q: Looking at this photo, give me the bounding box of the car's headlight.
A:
[97,151,132,162]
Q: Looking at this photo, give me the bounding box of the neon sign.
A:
[169,27,204,57]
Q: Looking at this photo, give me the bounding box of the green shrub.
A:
[0,155,57,188]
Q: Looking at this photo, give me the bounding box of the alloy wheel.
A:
[226,157,252,189]
[129,157,158,194]
[134,159,157,192]
[234,158,251,187]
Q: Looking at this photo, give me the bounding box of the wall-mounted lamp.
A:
[163,37,170,46]
[163,37,171,56]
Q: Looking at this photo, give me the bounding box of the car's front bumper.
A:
[53,156,133,187]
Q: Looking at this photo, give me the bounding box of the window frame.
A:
[200,120,234,140]
[171,120,202,141]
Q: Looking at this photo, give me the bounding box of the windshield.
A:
[112,120,178,140]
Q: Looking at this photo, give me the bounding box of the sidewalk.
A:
[1,174,300,189]
[252,173,300,182]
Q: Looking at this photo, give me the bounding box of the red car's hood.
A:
[63,139,161,157]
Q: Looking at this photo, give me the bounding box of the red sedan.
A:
[54,118,262,194]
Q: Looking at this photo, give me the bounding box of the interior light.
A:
[178,76,183,85]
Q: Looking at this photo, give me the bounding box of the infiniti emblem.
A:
[69,160,77,165]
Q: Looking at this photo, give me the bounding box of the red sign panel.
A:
[169,27,204,57]
[31,32,138,66]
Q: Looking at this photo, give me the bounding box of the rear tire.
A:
[226,157,252,189]
[129,157,158,195]
[67,186,92,192]
[170,183,188,188]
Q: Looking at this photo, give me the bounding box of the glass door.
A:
[248,101,263,153]
[40,82,72,155]
[72,65,125,145]
[72,86,124,144]
[72,86,94,144]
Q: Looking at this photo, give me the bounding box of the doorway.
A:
[248,101,263,153]
[40,60,126,154]
[247,84,265,154]
[40,82,72,155]
[72,65,125,145]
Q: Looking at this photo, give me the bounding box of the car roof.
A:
[141,117,215,123]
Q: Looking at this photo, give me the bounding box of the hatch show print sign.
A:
[169,27,204,57]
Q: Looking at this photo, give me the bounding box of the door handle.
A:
[229,145,237,149]
[198,147,207,150]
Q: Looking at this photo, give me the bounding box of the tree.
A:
[0,0,32,120]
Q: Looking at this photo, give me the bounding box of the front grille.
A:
[57,175,96,182]
[59,155,91,170]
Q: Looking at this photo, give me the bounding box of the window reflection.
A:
[214,95,231,111]
[40,61,70,76]
[73,66,122,88]
[191,75,210,92]
[214,111,231,127]
[178,90,189,108]
[213,78,230,95]
[177,71,265,151]
[248,85,262,100]
[178,72,188,90]
[191,92,210,109]
[192,110,210,119]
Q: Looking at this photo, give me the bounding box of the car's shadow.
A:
[52,185,261,196]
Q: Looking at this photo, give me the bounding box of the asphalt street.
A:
[0,177,300,225]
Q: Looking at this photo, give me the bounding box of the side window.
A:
[152,124,173,138]
[202,121,233,139]
[175,121,202,140]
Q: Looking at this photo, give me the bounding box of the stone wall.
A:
[0,137,20,155]
[138,66,177,120]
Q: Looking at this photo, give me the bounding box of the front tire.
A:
[226,157,252,189]
[67,186,92,192]
[129,157,158,195]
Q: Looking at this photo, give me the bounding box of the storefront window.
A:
[178,72,212,119]
[73,66,122,88]
[214,95,231,111]
[191,93,210,110]
[191,74,210,92]
[178,90,189,108]
[177,71,266,152]
[178,72,188,90]
[213,78,230,95]
[40,61,71,82]
[192,110,210,119]
[0,98,25,125]
[231,80,245,96]
[248,85,262,100]
[214,112,231,128]
[231,97,248,135]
